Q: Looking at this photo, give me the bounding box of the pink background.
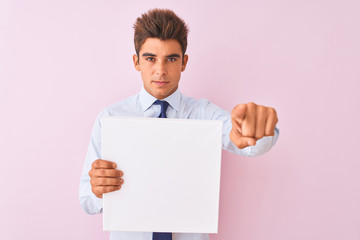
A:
[1,0,359,239]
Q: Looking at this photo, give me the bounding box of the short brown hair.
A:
[133,9,189,57]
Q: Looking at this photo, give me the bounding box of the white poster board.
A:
[102,117,222,233]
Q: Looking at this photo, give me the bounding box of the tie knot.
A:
[154,100,169,118]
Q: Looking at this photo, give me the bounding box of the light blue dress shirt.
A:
[79,87,279,240]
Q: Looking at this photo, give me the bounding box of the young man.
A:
[79,8,279,240]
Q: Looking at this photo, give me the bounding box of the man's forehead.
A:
[140,38,182,55]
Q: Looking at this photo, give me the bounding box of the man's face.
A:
[133,38,188,99]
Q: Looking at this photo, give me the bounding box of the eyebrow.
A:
[142,53,181,58]
[142,53,156,57]
[166,54,181,58]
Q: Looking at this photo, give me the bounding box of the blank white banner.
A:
[102,117,222,233]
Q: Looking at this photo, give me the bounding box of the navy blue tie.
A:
[152,100,172,240]
[153,100,169,118]
[152,232,172,240]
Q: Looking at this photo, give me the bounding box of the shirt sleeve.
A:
[79,109,109,215]
[201,100,279,157]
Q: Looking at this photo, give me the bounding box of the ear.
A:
[133,54,140,71]
[181,54,189,72]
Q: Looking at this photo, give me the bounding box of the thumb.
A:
[230,131,257,149]
[240,137,256,149]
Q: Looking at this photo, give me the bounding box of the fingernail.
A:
[248,140,255,146]
[113,163,117,168]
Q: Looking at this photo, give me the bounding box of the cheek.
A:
[140,72,150,83]
[174,68,183,79]
[140,68,152,78]
[170,65,182,76]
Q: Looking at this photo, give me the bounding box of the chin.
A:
[154,89,171,98]
[155,93,170,99]
[147,85,177,99]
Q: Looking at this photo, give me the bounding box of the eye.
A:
[168,58,176,62]
[146,57,155,62]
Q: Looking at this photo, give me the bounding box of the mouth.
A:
[153,81,169,86]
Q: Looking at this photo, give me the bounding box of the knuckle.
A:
[241,128,253,137]
[111,170,118,177]
[111,178,117,185]
[90,178,95,185]
[104,178,112,185]
[112,170,118,177]
[106,169,114,177]
[258,105,267,112]
[255,133,264,139]
[113,179,119,185]
[232,104,245,114]
[247,102,256,108]
[92,159,104,169]
[99,186,106,193]
[265,129,275,136]
[268,107,277,115]
[91,186,98,194]
[234,104,242,110]
[267,107,278,124]
[93,177,100,184]
[103,186,112,193]
[91,159,99,168]
[100,169,106,176]
[231,106,239,118]
[92,186,105,198]
[96,177,103,185]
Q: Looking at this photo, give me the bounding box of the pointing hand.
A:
[230,102,278,149]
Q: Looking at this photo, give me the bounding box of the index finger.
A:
[231,104,247,121]
[231,104,247,133]
[92,159,117,169]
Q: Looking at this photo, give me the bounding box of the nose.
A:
[155,60,166,76]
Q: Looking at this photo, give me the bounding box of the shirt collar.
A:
[139,86,181,112]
